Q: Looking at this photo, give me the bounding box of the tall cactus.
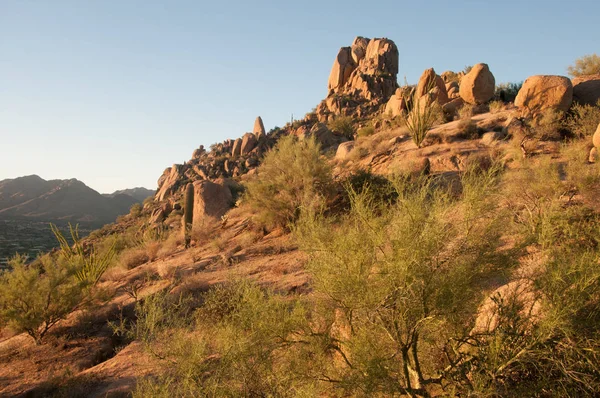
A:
[183,182,194,248]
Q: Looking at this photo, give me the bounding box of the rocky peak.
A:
[253,116,266,138]
[360,38,398,77]
[319,36,399,122]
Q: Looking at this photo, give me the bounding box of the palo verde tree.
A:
[294,164,509,396]
[567,53,600,77]
[0,224,115,344]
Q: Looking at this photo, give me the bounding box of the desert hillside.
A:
[0,175,147,225]
[1,36,600,397]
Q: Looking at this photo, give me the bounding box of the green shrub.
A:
[456,118,480,139]
[244,135,333,230]
[356,125,375,138]
[293,166,508,395]
[328,116,355,139]
[122,150,600,396]
[495,82,523,103]
[119,246,152,269]
[143,196,154,207]
[458,103,475,119]
[442,70,460,83]
[530,108,565,140]
[488,99,505,114]
[0,254,85,344]
[129,203,142,217]
[567,53,600,77]
[0,225,116,344]
[563,100,600,138]
[129,280,312,397]
[347,145,369,162]
[460,212,600,396]
[340,169,397,209]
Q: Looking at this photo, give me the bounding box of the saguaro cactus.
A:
[183,182,194,248]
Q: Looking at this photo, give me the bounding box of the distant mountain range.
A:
[102,187,155,203]
[0,175,154,225]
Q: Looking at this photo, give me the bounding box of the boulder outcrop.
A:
[446,81,459,99]
[240,133,258,155]
[592,122,600,148]
[253,116,266,138]
[335,141,355,160]
[384,88,407,117]
[191,145,205,159]
[319,36,399,121]
[459,63,495,105]
[156,165,184,201]
[232,138,242,157]
[351,36,369,64]
[296,123,346,150]
[327,47,356,93]
[572,74,600,105]
[192,180,233,222]
[416,68,448,105]
[515,75,573,113]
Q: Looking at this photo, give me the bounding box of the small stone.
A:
[589,147,599,163]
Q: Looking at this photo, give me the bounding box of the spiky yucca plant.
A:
[51,223,115,286]
[403,79,439,148]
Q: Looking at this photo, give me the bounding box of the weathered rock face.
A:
[327,47,356,93]
[459,63,495,105]
[446,81,460,98]
[515,75,573,113]
[296,123,346,150]
[589,147,598,163]
[231,138,242,157]
[442,97,465,119]
[156,165,184,201]
[592,122,600,148]
[361,38,398,76]
[240,133,257,155]
[335,141,355,160]
[345,71,397,101]
[416,68,448,105]
[351,36,369,65]
[441,70,460,83]
[253,116,266,137]
[320,36,399,121]
[572,74,600,105]
[192,145,205,159]
[149,202,173,224]
[385,88,407,117]
[192,180,233,222]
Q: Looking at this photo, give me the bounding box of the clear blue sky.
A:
[1,0,598,193]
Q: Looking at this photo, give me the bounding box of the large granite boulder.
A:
[156,164,183,201]
[327,47,356,93]
[572,74,600,105]
[459,63,495,105]
[385,87,407,117]
[515,75,573,113]
[416,68,449,105]
[192,180,233,222]
[231,138,242,157]
[240,133,258,155]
